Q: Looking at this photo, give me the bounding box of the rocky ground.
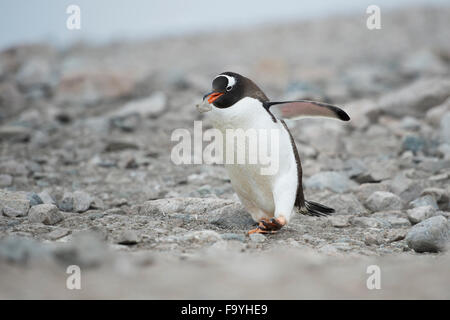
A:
[0,7,449,299]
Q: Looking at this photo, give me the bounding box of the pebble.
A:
[117,229,139,245]
[407,206,437,225]
[405,216,449,253]
[249,233,266,243]
[28,204,64,225]
[365,191,403,212]
[73,190,94,213]
[409,195,439,210]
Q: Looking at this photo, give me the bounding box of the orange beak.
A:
[205,92,224,104]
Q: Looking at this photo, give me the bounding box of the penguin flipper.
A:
[302,200,335,217]
[265,100,350,121]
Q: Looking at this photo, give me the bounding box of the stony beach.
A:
[0,6,449,299]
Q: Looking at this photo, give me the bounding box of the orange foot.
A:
[247,217,286,235]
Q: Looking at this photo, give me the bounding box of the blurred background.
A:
[0,1,449,299]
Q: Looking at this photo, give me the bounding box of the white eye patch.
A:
[214,74,236,90]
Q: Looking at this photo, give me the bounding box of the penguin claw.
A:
[247,217,286,235]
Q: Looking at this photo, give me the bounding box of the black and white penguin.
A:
[199,71,350,234]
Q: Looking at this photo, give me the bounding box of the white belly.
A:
[207,97,298,222]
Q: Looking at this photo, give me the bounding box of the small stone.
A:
[249,233,266,243]
[0,126,31,142]
[304,171,358,193]
[46,228,71,240]
[117,229,139,245]
[27,192,43,207]
[364,233,382,246]
[28,204,64,225]
[351,217,390,228]
[407,205,437,224]
[405,216,449,253]
[104,139,140,152]
[409,195,439,210]
[183,230,223,244]
[58,192,74,212]
[209,203,255,229]
[73,190,94,213]
[328,215,350,228]
[0,191,30,217]
[365,191,403,212]
[38,190,56,205]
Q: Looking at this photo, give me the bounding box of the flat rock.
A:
[405,216,449,253]
[365,191,403,212]
[28,204,64,225]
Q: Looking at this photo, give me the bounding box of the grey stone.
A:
[73,191,94,213]
[406,216,449,253]
[58,192,74,212]
[181,230,223,244]
[0,191,30,217]
[351,217,391,228]
[304,171,358,193]
[209,203,255,229]
[38,191,56,205]
[365,191,403,212]
[372,211,411,228]
[249,233,266,243]
[45,228,71,240]
[407,205,437,224]
[28,204,64,225]
[409,195,439,210]
[0,126,31,142]
[27,192,43,207]
[356,183,390,203]
[320,193,368,215]
[328,215,350,228]
[117,229,139,245]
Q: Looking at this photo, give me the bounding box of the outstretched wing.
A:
[265,100,350,121]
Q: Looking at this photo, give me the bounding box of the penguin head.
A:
[203,72,268,109]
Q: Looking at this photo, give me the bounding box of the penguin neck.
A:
[208,97,272,132]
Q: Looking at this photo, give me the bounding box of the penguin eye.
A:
[226,85,233,92]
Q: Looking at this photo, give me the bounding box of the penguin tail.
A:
[302,200,335,217]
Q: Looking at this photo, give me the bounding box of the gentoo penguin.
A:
[199,71,350,234]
